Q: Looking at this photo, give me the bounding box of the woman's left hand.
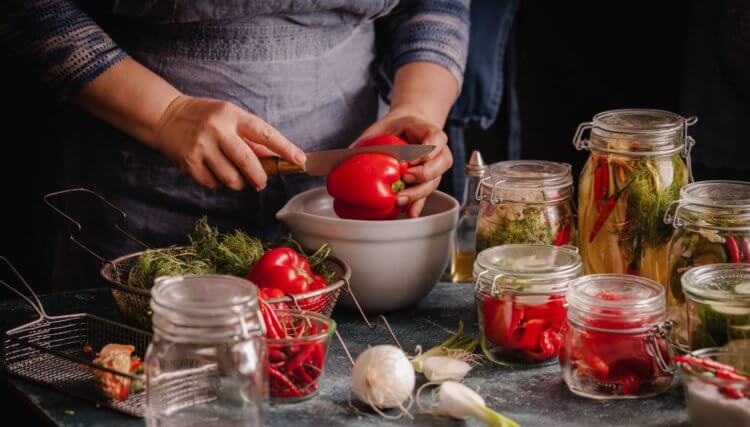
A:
[356,106,453,218]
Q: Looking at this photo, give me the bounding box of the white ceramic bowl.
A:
[277,187,458,312]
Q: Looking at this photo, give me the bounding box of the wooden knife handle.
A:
[259,157,305,176]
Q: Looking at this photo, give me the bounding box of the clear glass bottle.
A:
[451,150,487,282]
[573,109,695,285]
[663,180,750,352]
[560,274,674,399]
[475,160,576,253]
[146,275,265,427]
[681,264,750,352]
[474,244,582,366]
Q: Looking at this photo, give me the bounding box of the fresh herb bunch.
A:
[126,216,334,289]
[476,208,554,252]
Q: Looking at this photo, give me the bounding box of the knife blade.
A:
[260,144,435,176]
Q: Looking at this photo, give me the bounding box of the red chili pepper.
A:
[674,355,739,374]
[720,387,745,400]
[294,365,317,389]
[248,248,326,296]
[286,345,316,372]
[593,156,609,210]
[327,135,409,220]
[588,176,636,243]
[741,237,750,262]
[553,220,572,246]
[727,235,741,263]
[269,367,303,397]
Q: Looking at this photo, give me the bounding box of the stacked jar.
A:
[474,244,582,366]
[573,109,695,286]
[475,160,576,253]
[146,275,266,427]
[663,180,750,351]
[681,264,750,352]
[560,274,675,399]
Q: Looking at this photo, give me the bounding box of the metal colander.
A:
[45,189,353,331]
[0,257,151,417]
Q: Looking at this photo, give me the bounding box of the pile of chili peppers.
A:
[259,299,329,401]
[560,293,670,396]
[480,294,567,363]
[675,355,749,400]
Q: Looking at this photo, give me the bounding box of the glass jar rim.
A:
[477,160,573,204]
[567,274,666,323]
[264,310,336,344]
[576,108,695,157]
[681,263,750,303]
[680,347,750,386]
[473,244,582,295]
[151,275,262,341]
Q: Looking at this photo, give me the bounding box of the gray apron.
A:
[54,1,396,288]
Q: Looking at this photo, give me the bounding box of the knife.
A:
[259,144,435,176]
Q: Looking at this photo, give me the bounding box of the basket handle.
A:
[342,278,402,349]
[0,256,46,320]
[43,188,149,263]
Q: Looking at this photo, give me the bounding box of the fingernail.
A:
[397,195,409,207]
[294,152,307,165]
[403,174,416,183]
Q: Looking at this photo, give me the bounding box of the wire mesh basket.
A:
[45,188,353,331]
[0,257,151,417]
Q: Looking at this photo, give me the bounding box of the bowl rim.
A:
[277,187,459,228]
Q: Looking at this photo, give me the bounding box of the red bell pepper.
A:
[248,248,324,295]
[327,135,409,220]
[353,134,408,148]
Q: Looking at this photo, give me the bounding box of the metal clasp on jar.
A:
[646,320,676,374]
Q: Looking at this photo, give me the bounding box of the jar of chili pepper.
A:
[681,264,750,352]
[572,109,696,285]
[474,160,576,253]
[663,181,750,352]
[560,274,674,399]
[146,275,265,427]
[474,244,582,366]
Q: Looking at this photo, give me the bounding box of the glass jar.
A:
[681,347,750,427]
[474,160,576,253]
[681,264,750,352]
[573,109,695,284]
[146,275,265,427]
[560,274,674,399]
[474,244,582,366]
[663,181,750,351]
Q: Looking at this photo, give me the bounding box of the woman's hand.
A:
[356,105,453,218]
[154,95,306,191]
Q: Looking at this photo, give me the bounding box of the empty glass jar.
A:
[475,160,576,253]
[474,244,582,367]
[146,275,266,427]
[682,264,750,352]
[560,274,674,399]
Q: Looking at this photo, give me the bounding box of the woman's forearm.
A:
[390,61,460,126]
[71,57,182,149]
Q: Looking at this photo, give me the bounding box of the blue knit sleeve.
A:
[388,0,471,87]
[0,0,128,101]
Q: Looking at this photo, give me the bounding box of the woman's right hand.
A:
[154,95,306,191]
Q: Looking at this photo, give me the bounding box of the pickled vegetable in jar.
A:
[573,109,695,285]
[681,264,750,352]
[474,244,582,367]
[475,160,575,253]
[663,180,750,351]
[560,274,674,399]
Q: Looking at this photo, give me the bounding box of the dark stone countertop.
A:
[1,283,689,427]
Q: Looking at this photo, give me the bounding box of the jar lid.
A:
[473,244,582,295]
[477,160,573,204]
[151,275,262,342]
[574,108,696,156]
[567,274,666,330]
[682,263,750,303]
[668,181,750,231]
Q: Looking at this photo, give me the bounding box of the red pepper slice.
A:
[593,156,610,210]
[525,328,562,360]
[511,318,547,351]
[553,220,572,246]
